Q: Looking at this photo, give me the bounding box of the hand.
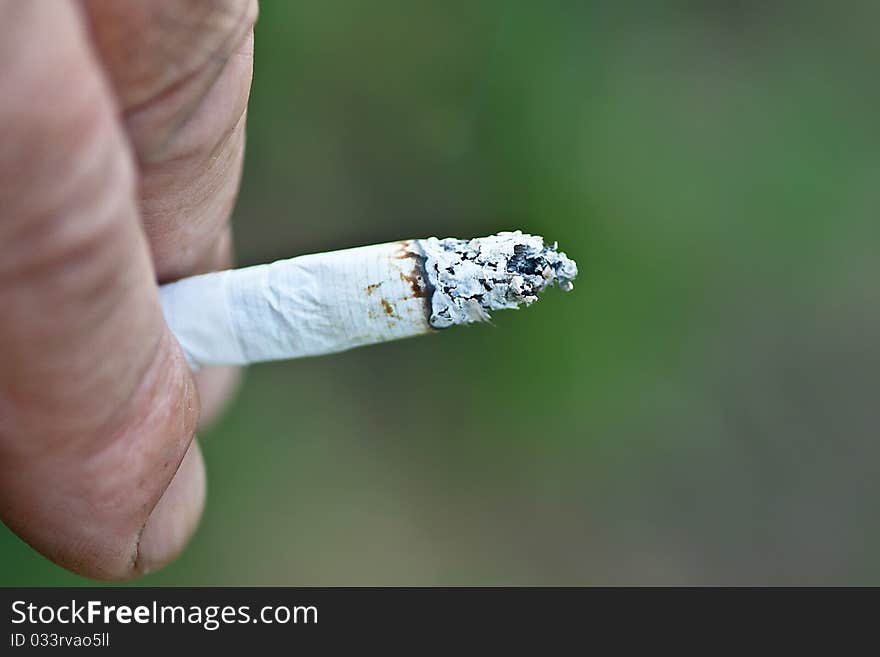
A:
[0,0,257,579]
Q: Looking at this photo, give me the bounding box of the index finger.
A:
[81,0,258,282]
[82,0,258,421]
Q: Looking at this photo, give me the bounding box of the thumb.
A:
[0,0,201,580]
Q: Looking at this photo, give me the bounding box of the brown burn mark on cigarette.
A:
[380,298,400,320]
[395,239,436,327]
[394,241,427,278]
[399,271,426,298]
[366,282,383,295]
[392,239,417,258]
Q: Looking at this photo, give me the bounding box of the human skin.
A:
[0,0,257,580]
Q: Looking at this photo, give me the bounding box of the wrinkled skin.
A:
[0,0,257,580]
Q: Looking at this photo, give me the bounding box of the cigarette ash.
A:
[418,231,578,329]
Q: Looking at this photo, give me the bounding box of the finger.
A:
[81,0,257,282]
[0,0,200,579]
[81,0,257,425]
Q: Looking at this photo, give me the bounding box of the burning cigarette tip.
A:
[418,231,578,329]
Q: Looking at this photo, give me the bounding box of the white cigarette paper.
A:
[159,231,577,369]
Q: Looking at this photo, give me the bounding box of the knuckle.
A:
[101,0,257,162]
[94,0,258,106]
[157,0,258,76]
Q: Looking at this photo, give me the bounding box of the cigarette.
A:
[159,230,578,369]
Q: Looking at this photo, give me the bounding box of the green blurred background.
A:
[3,0,879,585]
